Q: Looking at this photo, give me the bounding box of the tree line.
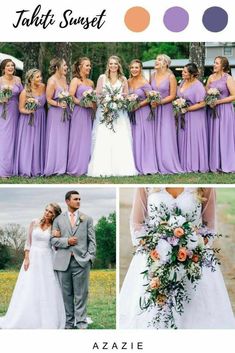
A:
[0,42,207,81]
[0,211,116,270]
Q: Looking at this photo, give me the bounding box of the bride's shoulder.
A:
[146,187,164,196]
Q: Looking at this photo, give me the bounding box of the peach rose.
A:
[150,277,161,289]
[192,254,199,263]
[177,247,187,262]
[139,239,146,246]
[150,249,160,261]
[173,227,185,238]
[156,294,167,306]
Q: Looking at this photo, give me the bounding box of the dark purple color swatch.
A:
[202,7,228,32]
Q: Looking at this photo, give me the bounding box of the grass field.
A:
[0,269,116,329]
[1,172,235,184]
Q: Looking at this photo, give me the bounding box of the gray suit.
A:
[51,211,96,328]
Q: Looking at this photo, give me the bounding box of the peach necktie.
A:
[70,213,76,227]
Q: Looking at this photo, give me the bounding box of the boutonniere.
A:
[76,215,85,226]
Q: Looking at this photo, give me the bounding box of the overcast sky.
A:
[0,186,116,229]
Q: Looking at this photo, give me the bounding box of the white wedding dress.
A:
[119,188,235,329]
[0,222,66,329]
[87,75,138,177]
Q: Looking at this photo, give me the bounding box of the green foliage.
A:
[0,244,11,269]
[94,212,116,269]
[142,42,189,61]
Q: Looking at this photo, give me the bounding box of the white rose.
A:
[168,215,186,227]
[156,239,172,264]
[110,102,117,110]
[186,232,198,250]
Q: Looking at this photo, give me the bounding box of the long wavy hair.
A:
[1,59,16,75]
[105,55,124,81]
[72,57,90,81]
[40,203,62,226]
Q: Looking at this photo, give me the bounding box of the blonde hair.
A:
[105,55,124,81]
[129,59,143,78]
[49,57,64,75]
[25,68,41,96]
[156,54,171,69]
[40,203,62,225]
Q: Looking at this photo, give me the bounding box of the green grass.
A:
[1,172,235,184]
[217,189,235,224]
[0,269,116,329]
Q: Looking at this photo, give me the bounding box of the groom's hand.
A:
[68,236,78,246]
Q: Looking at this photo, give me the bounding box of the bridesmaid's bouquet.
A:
[125,93,140,124]
[205,88,220,118]
[0,86,13,119]
[136,203,221,329]
[25,97,40,126]
[172,97,189,129]
[79,89,97,108]
[58,91,74,122]
[99,85,126,132]
[146,90,161,120]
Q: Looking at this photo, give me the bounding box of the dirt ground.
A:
[119,188,235,314]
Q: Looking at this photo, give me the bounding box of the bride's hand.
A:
[52,229,61,237]
[24,258,30,271]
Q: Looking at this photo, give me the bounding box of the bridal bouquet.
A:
[136,203,221,329]
[25,97,40,126]
[57,91,74,122]
[205,88,220,118]
[172,97,189,129]
[125,93,139,124]
[0,86,13,119]
[99,85,126,132]
[145,90,161,120]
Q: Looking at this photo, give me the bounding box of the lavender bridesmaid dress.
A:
[130,83,158,174]
[0,81,22,177]
[207,74,235,172]
[14,93,46,177]
[67,85,93,176]
[44,87,70,176]
[177,80,209,173]
[151,76,183,174]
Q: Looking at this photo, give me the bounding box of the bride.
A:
[0,203,65,329]
[87,56,138,177]
[119,187,235,329]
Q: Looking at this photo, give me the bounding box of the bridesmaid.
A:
[177,63,209,173]
[0,59,22,178]
[206,56,235,172]
[67,57,95,176]
[128,59,158,174]
[44,58,70,176]
[14,69,46,177]
[150,54,182,174]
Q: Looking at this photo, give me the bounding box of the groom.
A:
[51,190,96,329]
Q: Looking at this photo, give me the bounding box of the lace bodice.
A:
[147,188,202,227]
[24,220,52,250]
[96,74,128,96]
[130,188,216,246]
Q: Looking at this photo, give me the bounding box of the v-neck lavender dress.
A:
[0,81,23,177]
[67,84,93,176]
[207,74,235,172]
[130,83,158,174]
[14,93,46,177]
[177,80,209,173]
[151,75,183,174]
[44,87,70,176]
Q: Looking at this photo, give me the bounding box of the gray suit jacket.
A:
[51,211,96,271]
